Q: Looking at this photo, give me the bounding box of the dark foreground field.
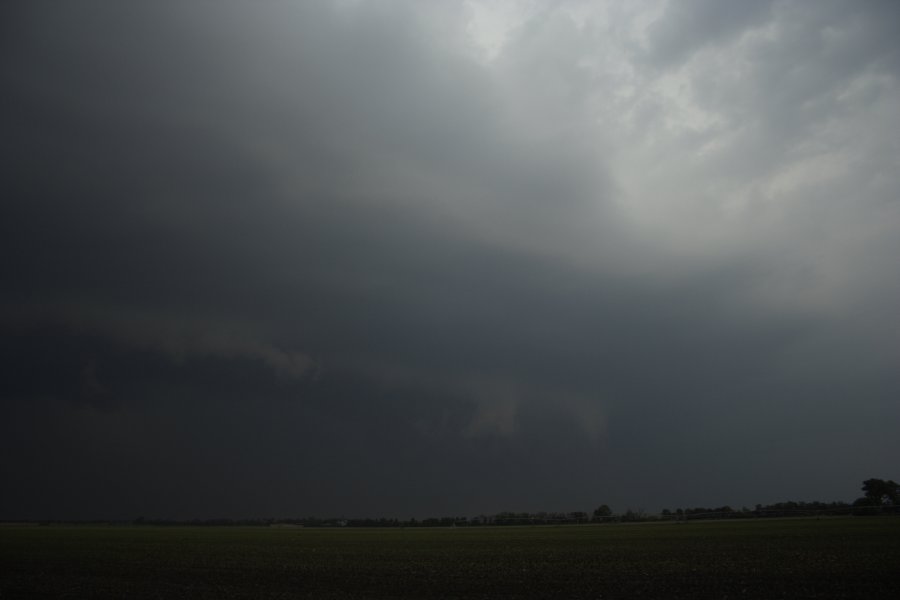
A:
[2,518,899,599]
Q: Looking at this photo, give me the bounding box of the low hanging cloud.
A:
[2,302,318,383]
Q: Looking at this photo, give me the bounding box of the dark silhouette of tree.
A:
[621,508,646,522]
[861,478,899,505]
[592,505,612,522]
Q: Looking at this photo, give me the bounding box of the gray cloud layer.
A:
[2,0,898,519]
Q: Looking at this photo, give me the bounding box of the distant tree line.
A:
[615,478,900,523]
[16,478,896,528]
[649,501,855,522]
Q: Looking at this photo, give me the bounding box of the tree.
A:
[861,478,899,505]
[592,505,612,521]
[621,508,645,522]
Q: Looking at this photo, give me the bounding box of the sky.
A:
[2,0,899,520]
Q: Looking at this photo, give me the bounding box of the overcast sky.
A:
[3,0,899,520]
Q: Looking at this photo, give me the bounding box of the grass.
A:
[2,517,899,598]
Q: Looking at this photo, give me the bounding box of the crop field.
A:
[1,518,899,598]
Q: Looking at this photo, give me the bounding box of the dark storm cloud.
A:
[646,0,775,66]
[2,1,898,519]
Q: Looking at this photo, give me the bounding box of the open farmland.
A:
[2,518,898,598]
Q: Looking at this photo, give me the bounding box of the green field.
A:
[2,518,898,598]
